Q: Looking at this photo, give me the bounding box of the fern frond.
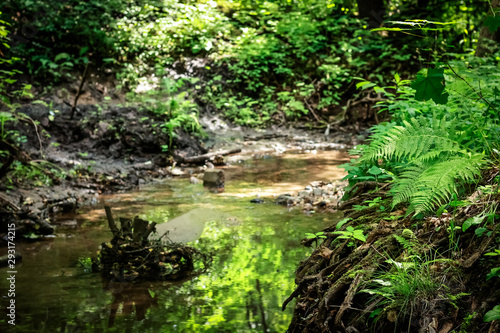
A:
[360,116,460,163]
[391,163,427,207]
[392,154,484,214]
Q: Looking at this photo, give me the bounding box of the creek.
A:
[0,150,349,333]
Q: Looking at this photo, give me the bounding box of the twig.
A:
[17,113,43,158]
[70,62,89,120]
[28,116,43,157]
[180,148,242,164]
[303,99,321,122]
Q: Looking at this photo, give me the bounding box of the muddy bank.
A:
[1,102,205,243]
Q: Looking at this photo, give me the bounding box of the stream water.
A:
[0,151,349,333]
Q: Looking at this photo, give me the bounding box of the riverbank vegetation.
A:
[1,0,500,331]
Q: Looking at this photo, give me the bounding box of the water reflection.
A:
[0,152,348,332]
[106,281,159,327]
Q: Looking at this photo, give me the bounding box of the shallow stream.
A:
[1,151,349,333]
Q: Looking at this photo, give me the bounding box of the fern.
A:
[392,155,484,215]
[390,163,427,206]
[360,116,461,163]
[359,115,484,214]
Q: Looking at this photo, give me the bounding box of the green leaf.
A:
[371,27,410,32]
[475,227,487,237]
[487,267,500,281]
[54,52,70,62]
[462,216,484,232]
[484,305,500,322]
[79,46,89,56]
[368,166,383,176]
[352,230,367,242]
[336,218,351,230]
[411,68,449,104]
[484,249,500,256]
[356,81,376,90]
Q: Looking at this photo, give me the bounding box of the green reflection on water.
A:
[0,153,346,333]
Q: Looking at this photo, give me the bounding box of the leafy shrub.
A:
[343,55,499,215]
[126,75,204,152]
[2,0,123,81]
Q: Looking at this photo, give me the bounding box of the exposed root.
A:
[285,178,500,332]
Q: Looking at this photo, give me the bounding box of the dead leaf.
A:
[319,246,333,259]
[438,322,454,333]
[387,309,397,322]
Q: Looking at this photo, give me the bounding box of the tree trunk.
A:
[476,0,500,57]
[356,0,385,27]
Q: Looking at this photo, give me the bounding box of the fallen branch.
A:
[180,148,242,164]
[244,134,288,141]
[303,99,321,122]
[0,192,20,211]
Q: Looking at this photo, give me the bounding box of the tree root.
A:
[285,179,500,332]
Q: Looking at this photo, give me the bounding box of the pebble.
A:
[313,188,323,196]
[276,180,348,212]
[170,168,185,176]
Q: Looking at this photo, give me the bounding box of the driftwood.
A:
[181,148,241,164]
[244,134,288,141]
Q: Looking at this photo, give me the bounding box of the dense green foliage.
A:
[342,53,500,215]
[0,0,492,126]
[1,0,500,330]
